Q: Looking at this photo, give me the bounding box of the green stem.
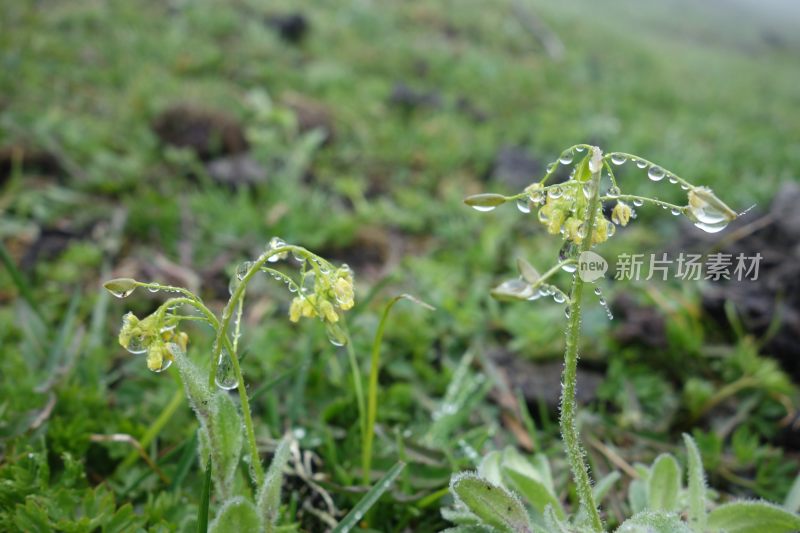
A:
[560,149,603,532]
[207,245,325,487]
[341,319,367,462]
[602,194,684,211]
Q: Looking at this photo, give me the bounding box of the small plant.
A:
[104,238,363,530]
[454,145,800,532]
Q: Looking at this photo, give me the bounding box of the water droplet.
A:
[292,249,305,263]
[633,199,644,207]
[565,307,571,319]
[576,146,586,152]
[147,283,160,293]
[471,205,496,212]
[553,292,566,303]
[559,241,578,271]
[671,208,682,216]
[228,275,240,295]
[531,191,544,204]
[236,261,253,281]
[326,323,347,347]
[636,160,648,169]
[583,182,595,199]
[680,184,689,190]
[606,221,616,236]
[692,220,729,233]
[516,198,531,213]
[607,186,621,198]
[546,162,556,173]
[647,166,666,181]
[548,186,563,199]
[668,176,678,184]
[215,348,238,390]
[267,237,287,263]
[610,154,626,165]
[594,287,602,296]
[559,151,574,165]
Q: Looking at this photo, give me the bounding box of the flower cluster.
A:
[289,266,355,324]
[527,181,615,246]
[118,312,188,372]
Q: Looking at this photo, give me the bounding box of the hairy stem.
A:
[560,150,603,532]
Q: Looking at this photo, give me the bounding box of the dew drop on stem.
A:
[648,166,666,181]
[636,160,648,169]
[610,154,626,165]
[215,348,238,390]
[516,198,531,213]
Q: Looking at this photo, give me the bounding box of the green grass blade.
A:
[333,461,405,533]
[170,432,198,492]
[363,294,434,485]
[0,239,42,319]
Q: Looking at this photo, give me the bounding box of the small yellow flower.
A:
[289,297,303,322]
[318,299,339,323]
[564,217,584,244]
[333,274,354,310]
[612,202,632,227]
[592,214,610,244]
[146,343,170,372]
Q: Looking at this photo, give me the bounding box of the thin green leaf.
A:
[363,294,434,484]
[0,239,42,319]
[593,471,621,504]
[169,432,198,492]
[333,461,405,533]
[647,454,681,512]
[707,501,800,533]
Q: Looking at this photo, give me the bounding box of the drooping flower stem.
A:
[559,149,603,532]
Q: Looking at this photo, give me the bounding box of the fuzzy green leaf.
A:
[707,501,800,533]
[451,473,532,533]
[647,454,681,512]
[209,497,263,533]
[683,433,707,530]
[502,466,564,520]
[616,510,692,533]
[257,434,292,530]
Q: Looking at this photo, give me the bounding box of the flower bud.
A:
[611,202,632,226]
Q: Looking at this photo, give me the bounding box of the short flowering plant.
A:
[450,144,800,532]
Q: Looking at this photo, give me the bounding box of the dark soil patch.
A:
[151,104,248,161]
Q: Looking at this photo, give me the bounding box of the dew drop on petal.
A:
[559,151,574,165]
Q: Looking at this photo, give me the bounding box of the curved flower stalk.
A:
[104,237,356,492]
[465,144,738,532]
